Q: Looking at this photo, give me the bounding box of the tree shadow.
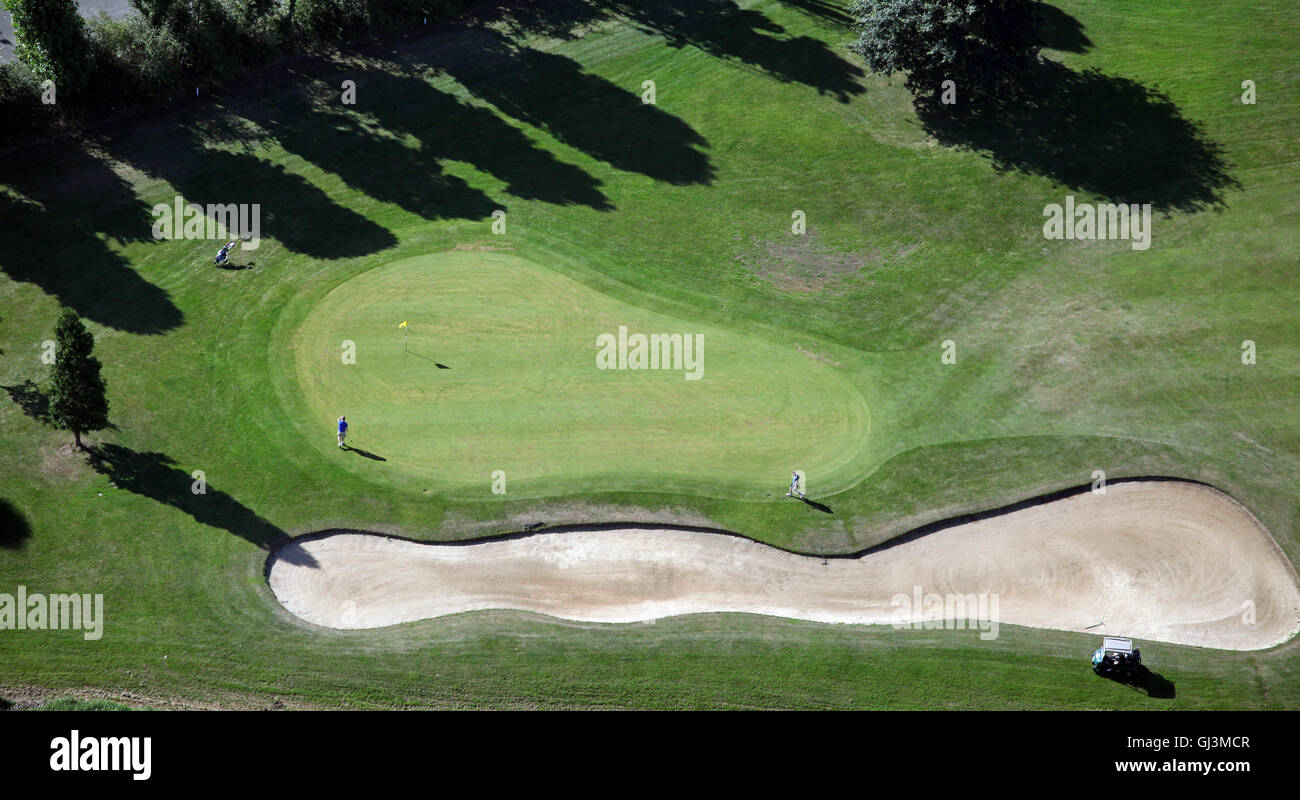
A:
[90,125,399,260]
[774,0,854,27]
[467,0,600,40]
[0,152,185,335]
[3,380,50,424]
[242,63,612,214]
[0,497,32,550]
[2,146,156,244]
[913,59,1239,212]
[84,443,316,565]
[237,81,497,221]
[598,0,865,102]
[1036,2,1092,53]
[359,68,616,209]
[467,0,865,101]
[410,27,714,185]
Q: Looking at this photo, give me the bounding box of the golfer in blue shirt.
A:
[337,415,348,448]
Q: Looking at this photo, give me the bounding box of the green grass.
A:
[283,250,873,496]
[30,698,139,711]
[0,0,1298,709]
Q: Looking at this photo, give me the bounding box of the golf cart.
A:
[1091,636,1141,676]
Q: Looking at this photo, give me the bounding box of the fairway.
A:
[2,0,1299,714]
[287,251,873,497]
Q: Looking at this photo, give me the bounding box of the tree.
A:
[0,0,92,95]
[233,0,280,25]
[128,0,179,27]
[849,0,1042,98]
[48,310,110,450]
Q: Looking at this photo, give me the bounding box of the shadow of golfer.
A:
[343,446,387,462]
[800,497,833,514]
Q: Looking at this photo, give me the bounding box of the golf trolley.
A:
[213,241,237,267]
[1091,636,1141,676]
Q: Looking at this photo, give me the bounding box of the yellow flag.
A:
[398,321,407,328]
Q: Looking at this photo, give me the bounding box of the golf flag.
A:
[398,321,407,329]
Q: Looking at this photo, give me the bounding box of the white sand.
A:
[267,481,1300,650]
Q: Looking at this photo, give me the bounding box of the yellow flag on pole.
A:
[398,321,407,328]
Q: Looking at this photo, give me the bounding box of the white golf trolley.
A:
[1091,636,1142,677]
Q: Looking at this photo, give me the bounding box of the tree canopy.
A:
[1,0,92,95]
[849,0,1043,97]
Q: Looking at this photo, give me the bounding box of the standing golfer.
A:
[786,470,804,499]
[337,415,348,448]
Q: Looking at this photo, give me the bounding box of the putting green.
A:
[289,252,872,497]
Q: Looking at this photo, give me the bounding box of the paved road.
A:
[1,1,136,64]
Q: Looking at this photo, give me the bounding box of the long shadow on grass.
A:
[240,63,611,214]
[342,446,387,462]
[799,496,833,514]
[471,0,865,101]
[1,146,155,244]
[775,0,854,27]
[0,151,185,334]
[1036,2,1092,53]
[1100,666,1176,699]
[599,0,866,101]
[911,59,1237,212]
[91,125,398,260]
[353,68,615,208]
[0,498,32,550]
[3,380,50,424]
[470,0,599,40]
[400,27,714,185]
[85,444,316,566]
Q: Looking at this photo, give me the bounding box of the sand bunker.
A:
[267,481,1300,650]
